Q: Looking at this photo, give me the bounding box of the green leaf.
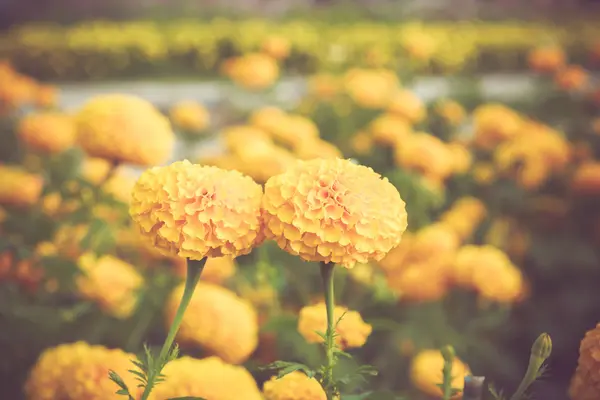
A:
[260,361,316,379]
[109,370,135,400]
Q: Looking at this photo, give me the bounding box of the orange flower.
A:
[386,261,449,302]
[298,302,372,349]
[410,349,471,399]
[262,158,408,267]
[261,35,291,60]
[227,53,279,90]
[34,84,59,108]
[571,162,600,195]
[169,100,210,133]
[130,160,264,260]
[555,65,588,91]
[166,282,259,364]
[473,104,522,150]
[263,371,326,400]
[527,45,566,73]
[570,323,600,400]
[387,90,426,124]
[0,165,43,207]
[18,112,76,154]
[76,94,175,166]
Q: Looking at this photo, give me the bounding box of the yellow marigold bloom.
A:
[227,53,280,90]
[387,90,426,124]
[223,125,273,151]
[76,253,143,318]
[76,94,175,166]
[344,68,399,109]
[411,223,460,261]
[435,100,466,126]
[149,356,262,400]
[18,112,76,154]
[308,74,340,100]
[169,100,210,133]
[0,165,43,207]
[298,302,372,349]
[447,142,472,174]
[101,168,137,204]
[377,232,414,274]
[401,30,438,62]
[166,281,258,364]
[394,133,454,180]
[53,224,88,260]
[369,113,412,147]
[261,35,291,60]
[263,371,326,400]
[386,262,448,302]
[570,323,600,400]
[173,255,236,285]
[410,349,471,399]
[130,160,263,260]
[40,192,61,216]
[80,157,113,184]
[473,104,522,150]
[571,162,600,195]
[472,162,496,185]
[249,107,288,133]
[262,158,408,267]
[528,45,566,73]
[350,131,373,155]
[555,65,588,91]
[25,342,139,400]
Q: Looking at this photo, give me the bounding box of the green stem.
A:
[508,358,541,400]
[320,261,336,400]
[139,257,207,400]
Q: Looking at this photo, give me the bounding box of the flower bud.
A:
[531,333,552,361]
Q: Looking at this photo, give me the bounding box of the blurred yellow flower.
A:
[386,261,449,302]
[169,100,210,133]
[262,158,407,267]
[53,224,88,260]
[261,35,291,60]
[18,112,76,154]
[148,356,262,400]
[0,165,43,207]
[166,282,259,364]
[294,138,342,160]
[129,160,263,260]
[344,68,399,109]
[369,113,412,147]
[570,323,600,400]
[528,45,566,73]
[34,84,59,109]
[555,65,588,91]
[410,349,470,399]
[350,131,374,155]
[298,302,372,349]
[401,29,438,62]
[308,74,340,100]
[447,142,472,174]
[173,255,236,285]
[473,103,522,150]
[80,157,113,184]
[571,162,600,196]
[435,100,466,126]
[387,90,426,124]
[263,371,326,400]
[227,53,279,90]
[76,253,143,318]
[394,132,454,181]
[377,232,414,274]
[76,94,175,166]
[25,342,139,400]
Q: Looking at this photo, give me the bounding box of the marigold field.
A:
[1,17,600,400]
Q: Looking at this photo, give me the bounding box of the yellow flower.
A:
[473,104,522,150]
[227,53,279,90]
[438,197,487,241]
[570,323,600,400]
[298,302,372,349]
[130,160,263,260]
[76,94,175,166]
[101,168,137,204]
[377,232,414,274]
[0,165,43,207]
[394,133,454,180]
[53,224,88,260]
[350,131,373,155]
[34,84,59,109]
[369,113,412,147]
[249,107,288,133]
[308,74,340,100]
[261,35,291,60]
[401,30,438,62]
[410,223,460,261]
[76,253,143,318]
[148,356,262,400]
[386,261,449,302]
[571,162,600,196]
[387,90,426,124]
[472,162,496,185]
[262,158,407,267]
[344,68,399,109]
[18,112,76,154]
[263,371,326,400]
[555,64,588,91]
[294,138,342,160]
[0,250,43,293]
[447,142,472,174]
[80,157,113,184]
[166,282,259,364]
[435,100,466,126]
[410,349,471,399]
[25,342,139,400]
[169,100,210,133]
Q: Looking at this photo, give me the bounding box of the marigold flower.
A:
[80,157,113,184]
[298,302,372,349]
[294,138,342,160]
[527,45,566,73]
[101,168,137,204]
[387,90,426,124]
[344,68,399,109]
[18,112,76,154]
[410,223,460,260]
[570,323,600,400]
[350,131,374,155]
[34,84,59,108]
[166,281,259,364]
[447,143,472,174]
[0,250,43,293]
[76,253,143,318]
[263,371,326,400]
[473,104,522,150]
[0,165,43,207]
[308,74,340,99]
[377,232,414,274]
[76,94,175,166]
[262,158,407,267]
[25,342,139,400]
[369,113,412,147]
[53,224,88,260]
[173,255,236,285]
[227,53,280,90]
[386,261,449,302]
[149,356,262,400]
[571,162,600,195]
[410,349,470,399]
[555,65,588,91]
[261,35,291,60]
[393,133,454,180]
[435,100,466,126]
[169,100,210,133]
[130,160,263,260]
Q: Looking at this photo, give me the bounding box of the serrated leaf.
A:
[260,361,316,379]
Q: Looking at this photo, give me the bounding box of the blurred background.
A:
[1,0,600,399]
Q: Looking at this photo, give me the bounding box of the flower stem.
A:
[140,257,207,400]
[320,261,336,400]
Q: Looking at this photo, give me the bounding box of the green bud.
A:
[441,345,456,361]
[531,333,552,361]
